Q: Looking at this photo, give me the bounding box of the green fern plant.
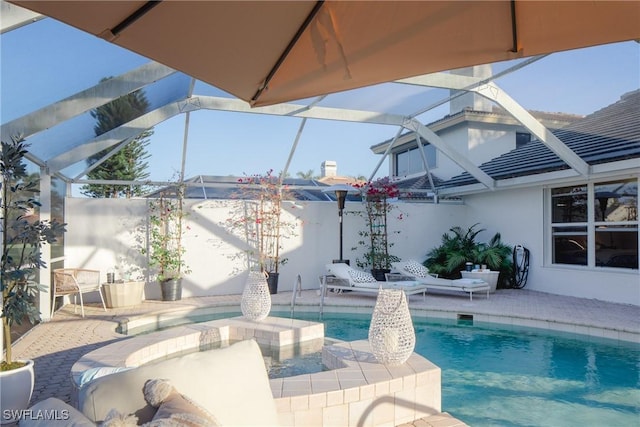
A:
[424,223,513,287]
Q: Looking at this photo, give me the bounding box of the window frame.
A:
[546,176,638,270]
[393,144,437,177]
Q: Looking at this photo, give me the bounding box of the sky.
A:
[1,16,639,186]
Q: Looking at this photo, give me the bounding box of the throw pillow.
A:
[101,409,138,427]
[404,260,429,278]
[142,379,219,427]
[348,268,377,283]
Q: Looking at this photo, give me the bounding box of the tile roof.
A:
[439,90,640,188]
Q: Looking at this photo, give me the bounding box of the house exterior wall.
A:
[463,188,640,306]
[399,122,516,181]
[468,124,514,165]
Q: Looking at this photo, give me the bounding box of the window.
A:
[395,144,436,176]
[550,178,638,269]
[516,132,531,148]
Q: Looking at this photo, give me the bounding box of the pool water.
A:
[280,311,640,427]
[266,348,326,379]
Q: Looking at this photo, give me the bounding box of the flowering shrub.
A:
[351,177,403,272]
[225,169,298,273]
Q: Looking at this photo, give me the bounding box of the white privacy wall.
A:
[65,198,466,300]
[65,191,639,306]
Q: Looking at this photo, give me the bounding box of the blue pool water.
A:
[283,311,640,427]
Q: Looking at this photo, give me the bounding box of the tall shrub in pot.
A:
[225,170,298,294]
[144,185,191,301]
[1,137,66,422]
[351,177,402,280]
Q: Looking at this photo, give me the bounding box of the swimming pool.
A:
[282,311,639,427]
[127,308,639,426]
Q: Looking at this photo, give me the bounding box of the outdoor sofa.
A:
[19,339,279,426]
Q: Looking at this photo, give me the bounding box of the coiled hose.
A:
[512,245,530,289]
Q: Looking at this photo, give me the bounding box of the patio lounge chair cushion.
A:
[348,268,377,283]
[401,260,430,278]
[391,261,490,301]
[324,263,429,296]
[451,278,487,286]
[78,339,279,425]
[328,262,377,284]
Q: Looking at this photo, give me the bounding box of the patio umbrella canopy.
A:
[11,1,640,107]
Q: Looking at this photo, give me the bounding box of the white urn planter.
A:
[241,271,271,322]
[0,359,35,425]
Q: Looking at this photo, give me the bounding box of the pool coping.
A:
[116,298,640,344]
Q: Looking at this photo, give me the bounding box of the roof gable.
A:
[441,90,640,188]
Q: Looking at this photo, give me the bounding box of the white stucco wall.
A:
[463,188,640,306]
[65,189,639,306]
[430,124,515,181]
[468,125,514,165]
[65,198,466,301]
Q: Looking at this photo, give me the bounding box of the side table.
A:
[460,271,499,293]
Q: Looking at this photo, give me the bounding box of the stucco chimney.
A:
[321,160,337,177]
[450,65,493,114]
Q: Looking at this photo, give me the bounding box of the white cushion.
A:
[451,279,489,289]
[327,263,377,284]
[403,260,429,278]
[325,262,352,280]
[78,339,278,426]
[21,397,95,427]
[347,269,377,283]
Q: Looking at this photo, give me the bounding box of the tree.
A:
[81,82,152,198]
[2,137,66,369]
[296,169,317,180]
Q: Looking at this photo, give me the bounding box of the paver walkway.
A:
[10,289,640,426]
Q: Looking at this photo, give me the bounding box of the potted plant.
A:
[143,185,191,301]
[424,223,513,290]
[1,137,65,423]
[351,177,402,281]
[225,170,298,294]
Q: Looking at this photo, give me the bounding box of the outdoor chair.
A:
[52,268,107,318]
[322,263,429,300]
[391,260,490,301]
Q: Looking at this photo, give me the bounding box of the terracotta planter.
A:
[0,359,34,425]
[102,281,144,308]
